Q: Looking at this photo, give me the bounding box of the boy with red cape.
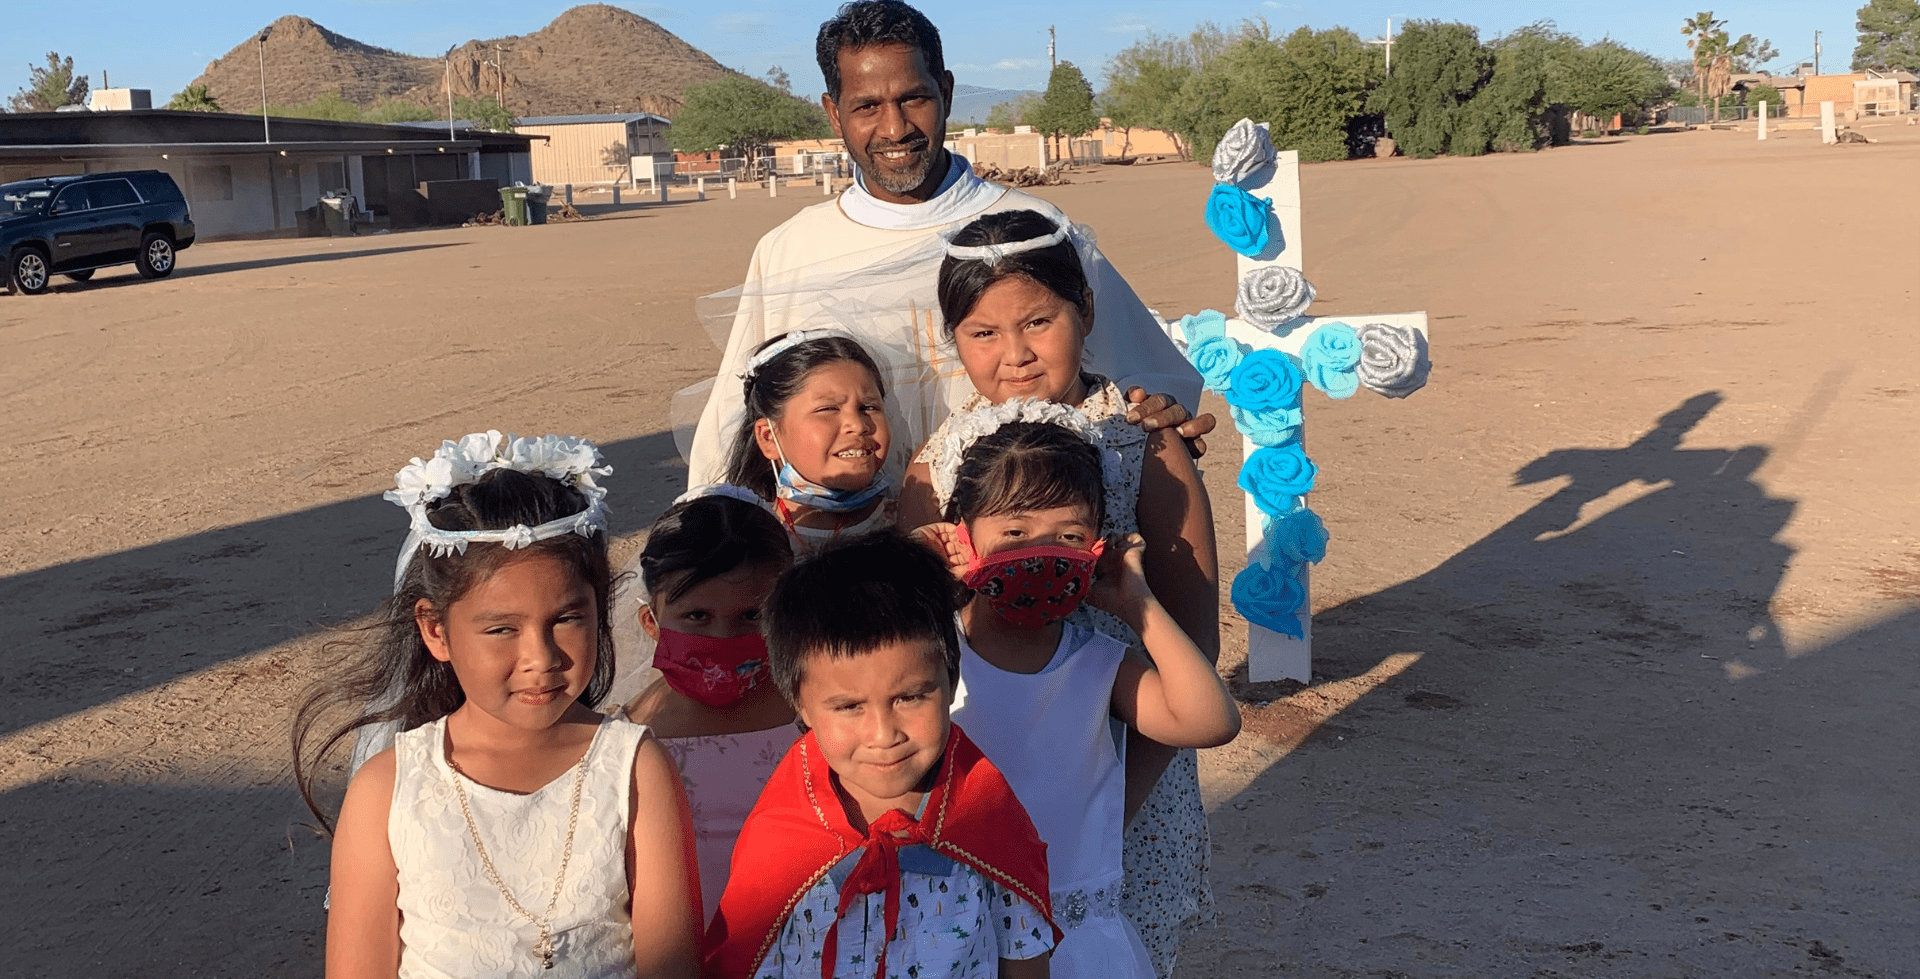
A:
[704,532,1061,979]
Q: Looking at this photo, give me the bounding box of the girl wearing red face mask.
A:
[623,488,798,925]
[902,209,1225,979]
[939,415,1241,979]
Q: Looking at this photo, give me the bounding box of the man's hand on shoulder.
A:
[1123,387,1216,459]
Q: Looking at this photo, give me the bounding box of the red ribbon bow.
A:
[817,807,933,979]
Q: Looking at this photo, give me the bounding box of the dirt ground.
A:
[2,123,1916,978]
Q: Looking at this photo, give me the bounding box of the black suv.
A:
[1,170,195,295]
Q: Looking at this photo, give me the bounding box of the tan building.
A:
[514,113,670,187]
[1735,71,1919,118]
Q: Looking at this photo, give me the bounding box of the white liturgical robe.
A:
[683,152,1203,488]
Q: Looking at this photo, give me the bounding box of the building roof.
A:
[0,109,537,149]
[515,113,669,127]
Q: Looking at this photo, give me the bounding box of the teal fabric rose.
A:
[1232,561,1306,638]
[1204,184,1274,258]
[1264,505,1329,565]
[1180,310,1248,393]
[1225,349,1304,414]
[1237,444,1317,515]
[1301,321,1362,399]
[1230,403,1302,448]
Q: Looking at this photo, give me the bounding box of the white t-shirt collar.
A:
[839,151,1007,231]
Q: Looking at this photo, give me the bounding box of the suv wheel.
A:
[9,247,51,295]
[64,269,95,283]
[136,232,176,279]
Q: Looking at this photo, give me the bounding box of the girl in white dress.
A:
[723,331,898,552]
[293,431,701,979]
[900,209,1223,977]
[622,488,799,924]
[940,417,1241,979]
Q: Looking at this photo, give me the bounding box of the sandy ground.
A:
[2,124,1917,977]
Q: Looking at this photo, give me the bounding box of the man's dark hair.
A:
[815,0,946,101]
[765,530,962,702]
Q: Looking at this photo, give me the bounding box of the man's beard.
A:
[856,137,940,195]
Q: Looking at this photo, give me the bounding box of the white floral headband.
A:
[740,329,850,385]
[929,398,1127,505]
[384,430,612,590]
[673,482,777,515]
[939,212,1103,295]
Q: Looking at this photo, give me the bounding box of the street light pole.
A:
[445,49,456,140]
[257,31,271,143]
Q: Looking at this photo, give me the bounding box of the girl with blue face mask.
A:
[723,331,896,549]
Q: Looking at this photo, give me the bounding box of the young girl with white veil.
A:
[293,431,701,979]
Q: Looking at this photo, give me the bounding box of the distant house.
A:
[0,110,536,238]
[1732,70,1919,118]
[511,113,670,187]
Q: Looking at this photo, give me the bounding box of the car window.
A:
[50,185,92,214]
[0,187,52,217]
[127,173,185,203]
[89,179,140,208]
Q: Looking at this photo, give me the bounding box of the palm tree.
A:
[165,85,221,112]
[1681,12,1727,114]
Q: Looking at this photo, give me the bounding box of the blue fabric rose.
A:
[1232,562,1306,638]
[1230,403,1302,448]
[1204,184,1274,258]
[1264,505,1329,565]
[1225,348,1304,414]
[1301,322,1362,399]
[1177,308,1228,345]
[1237,444,1317,515]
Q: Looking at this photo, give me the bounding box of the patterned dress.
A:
[914,375,1215,979]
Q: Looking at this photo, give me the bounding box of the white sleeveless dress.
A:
[951,622,1156,979]
[390,714,647,979]
[916,376,1214,978]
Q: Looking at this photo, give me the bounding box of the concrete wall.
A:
[945,131,1048,170]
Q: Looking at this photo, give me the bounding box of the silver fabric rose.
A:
[1212,118,1276,185]
[1355,322,1432,399]
[1235,265,1315,333]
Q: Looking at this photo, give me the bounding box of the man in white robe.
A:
[683,6,1209,487]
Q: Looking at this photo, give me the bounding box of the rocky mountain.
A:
[191,5,734,118]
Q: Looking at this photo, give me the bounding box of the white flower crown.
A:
[384,430,612,590]
[740,329,852,385]
[929,398,1127,505]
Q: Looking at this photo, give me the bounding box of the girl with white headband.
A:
[899,209,1225,979]
[293,431,702,979]
[723,331,897,551]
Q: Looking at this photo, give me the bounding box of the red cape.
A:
[703,723,1060,978]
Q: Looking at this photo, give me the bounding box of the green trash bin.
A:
[498,185,528,226]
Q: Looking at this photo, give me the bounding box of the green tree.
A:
[452,96,514,131]
[1030,61,1099,160]
[1854,0,1920,71]
[165,84,221,112]
[1368,20,1493,158]
[984,92,1040,131]
[1746,83,1786,114]
[268,91,363,121]
[668,74,830,167]
[366,100,436,124]
[1168,26,1382,163]
[1457,22,1579,153]
[9,52,89,112]
[1558,40,1670,132]
[1100,24,1237,159]
[1680,13,1765,115]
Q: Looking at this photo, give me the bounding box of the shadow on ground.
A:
[0,429,684,737]
[1195,392,1917,977]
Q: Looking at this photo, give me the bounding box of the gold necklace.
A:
[449,740,589,971]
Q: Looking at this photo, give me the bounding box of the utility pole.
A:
[1048,25,1056,70]
[445,50,456,139]
[257,30,270,143]
[1814,30,1822,75]
[494,43,508,109]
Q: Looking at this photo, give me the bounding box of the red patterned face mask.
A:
[957,523,1105,629]
[653,628,769,707]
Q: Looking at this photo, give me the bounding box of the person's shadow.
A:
[1194,391,1917,976]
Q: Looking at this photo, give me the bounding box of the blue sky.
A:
[2,1,1861,105]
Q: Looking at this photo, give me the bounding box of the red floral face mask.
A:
[653,628,769,707]
[956,523,1105,629]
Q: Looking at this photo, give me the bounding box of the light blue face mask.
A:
[769,432,890,513]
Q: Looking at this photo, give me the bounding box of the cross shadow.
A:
[1198,391,1919,975]
[0,430,685,738]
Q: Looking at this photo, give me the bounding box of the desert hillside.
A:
[191,4,734,118]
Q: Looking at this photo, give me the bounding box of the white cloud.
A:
[1106,13,1152,34]
[993,58,1046,70]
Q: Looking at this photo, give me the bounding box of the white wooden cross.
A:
[1167,147,1430,684]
